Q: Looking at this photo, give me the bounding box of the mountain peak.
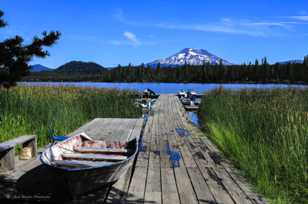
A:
[56,61,106,73]
[30,64,52,72]
[180,48,209,54]
[148,48,232,67]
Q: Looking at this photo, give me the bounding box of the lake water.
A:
[19,82,308,94]
[187,111,200,126]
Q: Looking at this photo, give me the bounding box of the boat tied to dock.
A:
[40,132,138,196]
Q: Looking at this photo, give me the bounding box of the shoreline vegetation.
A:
[0,86,141,147]
[198,88,308,204]
[24,58,308,84]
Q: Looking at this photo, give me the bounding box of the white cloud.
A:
[155,22,266,37]
[113,9,308,37]
[123,31,140,45]
[154,18,290,37]
[289,16,308,21]
[110,31,156,47]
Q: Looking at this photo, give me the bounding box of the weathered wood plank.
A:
[162,95,198,204]
[144,106,162,204]
[0,135,36,151]
[135,117,153,168]
[187,167,216,204]
[0,148,15,173]
[171,99,218,204]
[161,167,180,204]
[126,167,147,203]
[154,97,180,204]
[172,95,236,204]
[170,143,198,204]
[170,105,217,204]
[70,118,139,142]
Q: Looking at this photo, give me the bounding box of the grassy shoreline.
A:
[198,88,308,204]
[0,86,141,147]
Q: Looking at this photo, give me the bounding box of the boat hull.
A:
[51,155,134,196]
[40,135,138,197]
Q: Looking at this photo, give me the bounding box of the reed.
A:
[0,86,141,147]
[198,88,308,204]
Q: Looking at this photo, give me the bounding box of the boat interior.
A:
[46,135,137,169]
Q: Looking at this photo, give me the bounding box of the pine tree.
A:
[0,10,60,88]
[218,59,223,67]
[127,63,133,81]
[304,55,308,67]
[261,57,268,66]
[155,63,161,81]
[140,63,145,81]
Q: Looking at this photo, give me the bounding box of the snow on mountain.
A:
[148,48,232,67]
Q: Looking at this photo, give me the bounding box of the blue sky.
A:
[1,0,308,68]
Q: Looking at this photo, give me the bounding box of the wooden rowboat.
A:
[40,133,138,197]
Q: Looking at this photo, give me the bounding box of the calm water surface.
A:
[19,82,308,94]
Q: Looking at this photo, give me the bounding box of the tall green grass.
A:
[198,88,308,204]
[0,86,141,147]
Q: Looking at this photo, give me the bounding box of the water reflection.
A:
[187,111,199,127]
[19,82,308,94]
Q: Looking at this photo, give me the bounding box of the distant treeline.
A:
[24,56,308,83]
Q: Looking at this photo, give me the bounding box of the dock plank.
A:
[144,108,162,204]
[170,97,217,204]
[126,167,147,203]
[162,95,198,204]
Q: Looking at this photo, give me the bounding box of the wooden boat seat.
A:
[73,146,127,154]
[53,160,112,168]
[62,153,127,162]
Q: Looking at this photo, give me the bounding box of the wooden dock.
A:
[0,94,267,203]
[107,95,267,204]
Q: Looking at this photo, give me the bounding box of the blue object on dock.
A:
[165,143,181,168]
[138,137,146,152]
[175,128,191,137]
[51,135,69,142]
[170,151,181,168]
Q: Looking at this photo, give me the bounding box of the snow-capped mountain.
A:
[148,48,232,67]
